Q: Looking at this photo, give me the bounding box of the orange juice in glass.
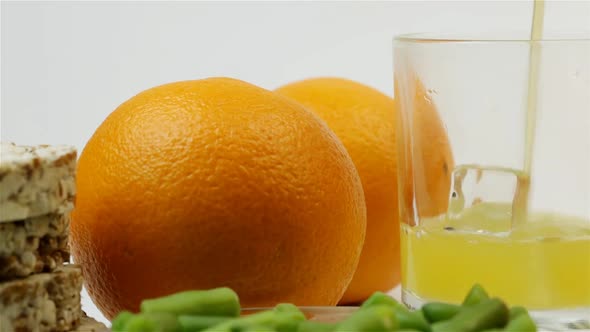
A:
[393,32,590,328]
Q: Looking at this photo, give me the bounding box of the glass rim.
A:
[394,32,590,44]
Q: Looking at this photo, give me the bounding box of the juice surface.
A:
[401,203,590,309]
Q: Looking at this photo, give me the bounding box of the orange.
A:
[276,77,453,304]
[70,77,367,319]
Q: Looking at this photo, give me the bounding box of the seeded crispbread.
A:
[72,314,109,332]
[0,265,83,332]
[0,142,76,223]
[0,212,70,280]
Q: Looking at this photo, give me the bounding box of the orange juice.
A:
[401,202,590,309]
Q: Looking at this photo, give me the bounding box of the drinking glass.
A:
[393,33,590,327]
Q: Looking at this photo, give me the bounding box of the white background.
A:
[2,1,589,326]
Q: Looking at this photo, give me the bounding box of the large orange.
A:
[71,77,367,319]
[276,77,453,304]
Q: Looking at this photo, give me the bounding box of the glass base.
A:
[402,288,590,331]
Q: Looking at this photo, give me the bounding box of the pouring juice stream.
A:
[513,0,544,226]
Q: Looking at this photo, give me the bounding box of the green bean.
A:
[113,286,538,332]
[462,284,490,306]
[202,307,305,332]
[266,305,306,332]
[141,287,240,317]
[440,298,508,331]
[242,325,278,332]
[394,308,431,332]
[509,306,528,320]
[421,302,461,323]
[111,311,135,332]
[505,312,537,332]
[360,291,427,330]
[296,321,335,332]
[200,319,245,332]
[334,305,399,332]
[359,292,427,330]
[361,291,408,312]
[178,315,230,331]
[430,321,454,332]
[123,315,158,332]
[120,313,181,332]
[273,303,302,314]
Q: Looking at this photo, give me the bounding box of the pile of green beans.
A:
[111,284,537,331]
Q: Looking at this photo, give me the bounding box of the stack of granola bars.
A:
[0,143,106,332]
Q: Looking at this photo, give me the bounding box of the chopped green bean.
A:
[296,321,335,332]
[202,307,305,332]
[394,308,431,332]
[335,305,399,332]
[111,284,539,332]
[242,325,278,332]
[141,287,240,317]
[509,306,528,320]
[273,303,302,314]
[422,302,461,323]
[444,298,509,331]
[430,321,454,332]
[361,292,408,312]
[124,315,158,332]
[111,311,135,332]
[120,313,181,332]
[505,312,537,332]
[462,284,490,306]
[178,315,230,331]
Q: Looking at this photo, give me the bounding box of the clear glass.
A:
[394,34,590,328]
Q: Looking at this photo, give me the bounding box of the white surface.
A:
[2,1,589,326]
